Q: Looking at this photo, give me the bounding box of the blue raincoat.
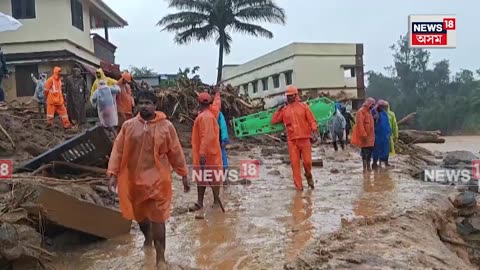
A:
[218,112,229,170]
[372,110,391,161]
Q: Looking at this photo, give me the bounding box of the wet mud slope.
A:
[48,144,474,270]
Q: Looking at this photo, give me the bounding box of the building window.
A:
[262,78,268,91]
[273,74,280,88]
[242,84,248,94]
[344,67,356,78]
[15,64,38,97]
[71,0,84,31]
[11,0,36,19]
[284,71,293,85]
[252,81,258,93]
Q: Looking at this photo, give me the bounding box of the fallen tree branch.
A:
[399,130,445,144]
[397,112,416,126]
[31,164,53,176]
[51,161,107,175]
[0,122,16,149]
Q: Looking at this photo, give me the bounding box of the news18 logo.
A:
[408,15,456,48]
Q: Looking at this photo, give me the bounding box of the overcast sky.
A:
[103,0,476,83]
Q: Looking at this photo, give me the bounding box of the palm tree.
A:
[158,0,286,83]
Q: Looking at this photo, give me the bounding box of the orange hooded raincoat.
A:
[350,98,375,148]
[107,112,188,223]
[191,92,222,186]
[271,86,317,190]
[117,72,135,127]
[44,67,71,128]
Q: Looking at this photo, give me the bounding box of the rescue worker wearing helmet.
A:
[271,85,319,191]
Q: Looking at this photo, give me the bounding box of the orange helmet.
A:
[197,92,212,104]
[285,85,298,96]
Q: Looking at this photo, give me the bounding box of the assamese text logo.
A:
[409,14,456,48]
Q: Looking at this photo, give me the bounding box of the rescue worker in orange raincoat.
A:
[271,85,319,191]
[44,67,71,128]
[107,90,190,269]
[116,71,135,128]
[189,88,223,212]
[350,97,376,172]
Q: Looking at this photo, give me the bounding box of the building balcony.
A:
[91,33,116,64]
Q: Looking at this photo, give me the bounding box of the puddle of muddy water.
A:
[50,145,453,270]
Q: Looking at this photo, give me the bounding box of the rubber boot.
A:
[305,172,314,189]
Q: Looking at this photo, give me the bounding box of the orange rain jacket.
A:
[107,112,188,223]
[271,97,318,141]
[351,99,375,148]
[191,92,222,185]
[116,72,135,115]
[44,67,65,106]
[271,94,317,190]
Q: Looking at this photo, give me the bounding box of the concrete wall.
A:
[221,43,361,108]
[293,55,356,89]
[2,40,101,66]
[0,0,94,53]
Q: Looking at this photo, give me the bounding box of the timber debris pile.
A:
[152,83,263,123]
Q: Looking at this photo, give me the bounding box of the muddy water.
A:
[51,145,454,270]
[420,135,480,154]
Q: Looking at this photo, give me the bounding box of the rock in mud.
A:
[453,191,477,208]
[330,168,340,174]
[268,170,281,176]
[261,148,276,156]
[443,151,479,168]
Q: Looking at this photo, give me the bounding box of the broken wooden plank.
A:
[35,185,131,239]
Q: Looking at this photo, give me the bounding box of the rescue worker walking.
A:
[218,111,229,172]
[90,68,117,98]
[271,85,318,191]
[189,89,223,212]
[65,68,87,126]
[386,101,398,167]
[108,90,190,270]
[44,67,71,129]
[329,108,346,151]
[116,72,135,128]
[341,106,355,143]
[90,80,120,128]
[351,98,375,172]
[31,73,47,116]
[372,100,392,169]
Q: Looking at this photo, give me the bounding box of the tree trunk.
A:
[398,130,445,144]
[216,32,225,84]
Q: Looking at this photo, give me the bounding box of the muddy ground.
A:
[44,143,476,270]
[1,110,478,269]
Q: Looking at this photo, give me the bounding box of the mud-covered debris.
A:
[443,151,479,168]
[453,191,477,208]
[330,168,340,174]
[267,170,281,176]
[261,148,276,156]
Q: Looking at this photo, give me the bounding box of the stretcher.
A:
[233,97,336,138]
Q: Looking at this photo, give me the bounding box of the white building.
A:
[0,0,127,102]
[221,42,365,108]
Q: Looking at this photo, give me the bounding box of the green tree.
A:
[157,0,286,83]
[129,66,158,77]
[367,34,480,135]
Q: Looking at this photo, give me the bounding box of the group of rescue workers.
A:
[30,66,156,130]
[31,65,399,269]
